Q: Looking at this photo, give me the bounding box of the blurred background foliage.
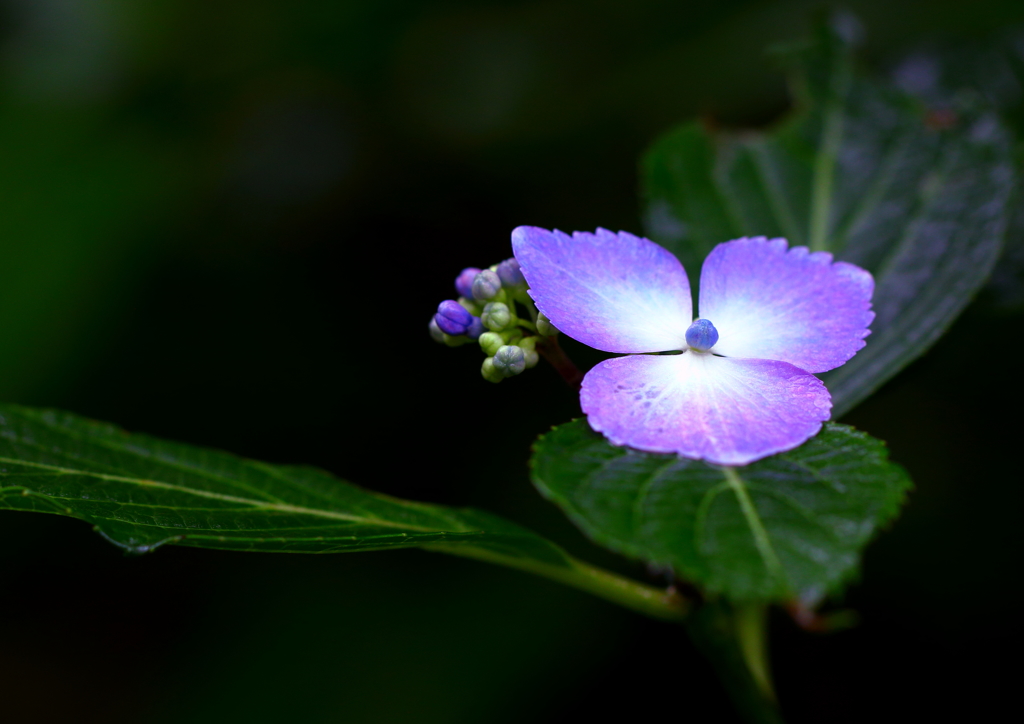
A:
[0,1,1022,722]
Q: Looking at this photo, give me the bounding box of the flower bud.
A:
[516,336,539,367]
[428,317,446,344]
[472,270,502,301]
[435,299,474,335]
[481,357,505,383]
[466,317,485,340]
[455,267,482,299]
[493,345,526,377]
[482,302,512,331]
[536,312,558,337]
[496,258,526,287]
[478,331,504,357]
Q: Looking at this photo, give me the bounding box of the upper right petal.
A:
[512,226,693,353]
[698,237,874,373]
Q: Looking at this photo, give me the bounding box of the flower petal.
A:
[512,226,692,353]
[581,352,831,466]
[698,237,874,373]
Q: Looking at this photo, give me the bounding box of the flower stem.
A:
[686,600,785,724]
[425,543,689,622]
[537,336,584,389]
[735,603,776,703]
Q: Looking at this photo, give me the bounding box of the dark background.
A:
[0,1,1021,722]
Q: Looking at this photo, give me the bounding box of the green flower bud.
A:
[518,336,539,367]
[478,331,504,356]
[493,345,526,377]
[537,312,558,337]
[482,302,513,331]
[481,356,504,383]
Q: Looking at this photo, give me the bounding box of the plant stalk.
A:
[426,543,688,622]
[537,336,584,389]
[686,600,784,724]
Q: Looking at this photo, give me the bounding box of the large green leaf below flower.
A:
[0,404,684,620]
[641,20,1014,417]
[531,419,911,602]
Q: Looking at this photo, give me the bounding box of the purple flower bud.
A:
[472,270,502,300]
[455,267,482,299]
[435,299,474,336]
[497,258,525,287]
[685,318,720,352]
[466,316,485,340]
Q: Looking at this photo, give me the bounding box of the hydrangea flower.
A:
[512,227,874,465]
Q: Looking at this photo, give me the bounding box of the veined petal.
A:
[581,353,831,466]
[512,226,692,353]
[698,237,874,373]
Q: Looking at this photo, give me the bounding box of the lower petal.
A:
[580,353,831,466]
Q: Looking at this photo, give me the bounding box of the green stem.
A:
[686,601,785,724]
[426,543,688,622]
[520,295,540,324]
[735,603,776,702]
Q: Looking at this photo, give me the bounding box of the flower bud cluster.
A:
[429,258,552,382]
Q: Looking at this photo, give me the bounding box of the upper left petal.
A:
[581,352,831,466]
[512,226,692,353]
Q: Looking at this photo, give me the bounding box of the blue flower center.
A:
[685,318,719,352]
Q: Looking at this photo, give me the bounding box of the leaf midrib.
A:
[0,456,476,534]
[721,466,785,584]
[4,411,286,504]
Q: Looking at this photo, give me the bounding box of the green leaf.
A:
[641,22,1014,417]
[0,404,686,621]
[530,419,911,602]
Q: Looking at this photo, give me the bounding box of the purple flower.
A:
[512,227,874,465]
